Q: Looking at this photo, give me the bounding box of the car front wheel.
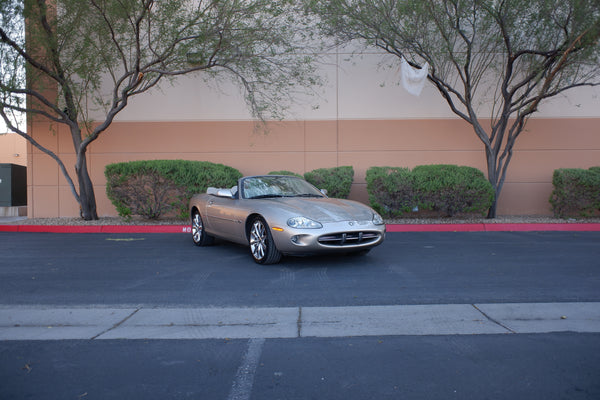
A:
[192,210,214,246]
[249,217,282,264]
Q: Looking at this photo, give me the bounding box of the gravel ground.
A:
[3,215,600,225]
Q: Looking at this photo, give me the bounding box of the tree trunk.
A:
[76,151,98,220]
[486,149,499,219]
[487,192,498,219]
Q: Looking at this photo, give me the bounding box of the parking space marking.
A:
[227,338,265,400]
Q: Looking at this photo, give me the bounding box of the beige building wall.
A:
[26,50,600,218]
[0,133,27,167]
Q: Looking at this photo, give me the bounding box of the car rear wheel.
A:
[249,216,282,264]
[192,210,214,246]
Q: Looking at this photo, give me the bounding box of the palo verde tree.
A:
[0,0,319,220]
[307,0,600,217]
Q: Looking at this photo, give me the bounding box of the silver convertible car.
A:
[189,175,386,264]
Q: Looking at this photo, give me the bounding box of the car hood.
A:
[262,197,375,223]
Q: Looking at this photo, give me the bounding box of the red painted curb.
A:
[387,223,600,232]
[386,224,486,232]
[483,223,600,232]
[0,225,190,233]
[1,223,600,233]
[16,225,103,233]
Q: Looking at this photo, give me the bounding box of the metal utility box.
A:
[0,163,27,206]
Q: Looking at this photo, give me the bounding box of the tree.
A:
[0,0,319,220]
[307,0,600,217]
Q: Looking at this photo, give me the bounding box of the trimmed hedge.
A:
[366,167,415,217]
[268,170,303,178]
[105,160,242,219]
[304,166,354,198]
[412,164,495,217]
[366,165,494,218]
[550,167,600,217]
[589,166,600,174]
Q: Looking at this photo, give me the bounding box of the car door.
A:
[205,195,247,243]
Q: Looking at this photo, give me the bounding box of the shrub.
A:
[412,165,494,217]
[366,165,494,218]
[588,166,600,175]
[106,160,242,219]
[304,166,354,198]
[106,169,180,219]
[550,168,600,218]
[366,167,415,217]
[268,170,303,178]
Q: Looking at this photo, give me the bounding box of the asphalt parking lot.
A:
[1,231,599,307]
[1,231,599,399]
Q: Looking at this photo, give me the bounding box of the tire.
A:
[191,210,214,246]
[249,216,282,264]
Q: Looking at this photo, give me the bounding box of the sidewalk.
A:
[1,302,599,341]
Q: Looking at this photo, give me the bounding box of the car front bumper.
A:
[271,220,386,255]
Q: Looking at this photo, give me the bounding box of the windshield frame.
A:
[240,175,326,200]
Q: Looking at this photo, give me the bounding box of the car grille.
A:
[318,231,381,246]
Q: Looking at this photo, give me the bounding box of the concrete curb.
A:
[1,302,599,340]
[1,223,600,233]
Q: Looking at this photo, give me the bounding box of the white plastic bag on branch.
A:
[400,57,429,96]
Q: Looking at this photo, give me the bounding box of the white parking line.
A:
[227,338,265,400]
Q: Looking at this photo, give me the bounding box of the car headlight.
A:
[287,216,323,229]
[372,212,384,225]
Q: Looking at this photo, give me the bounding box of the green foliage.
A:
[304,166,354,198]
[550,168,600,218]
[106,169,180,220]
[1,0,321,219]
[588,167,600,175]
[17,0,322,124]
[0,0,25,130]
[412,165,495,217]
[268,170,303,178]
[307,0,600,217]
[366,167,415,217]
[366,165,494,218]
[105,160,242,219]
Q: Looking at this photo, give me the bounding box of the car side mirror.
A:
[320,189,328,196]
[216,189,234,198]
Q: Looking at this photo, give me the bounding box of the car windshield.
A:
[242,176,325,199]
